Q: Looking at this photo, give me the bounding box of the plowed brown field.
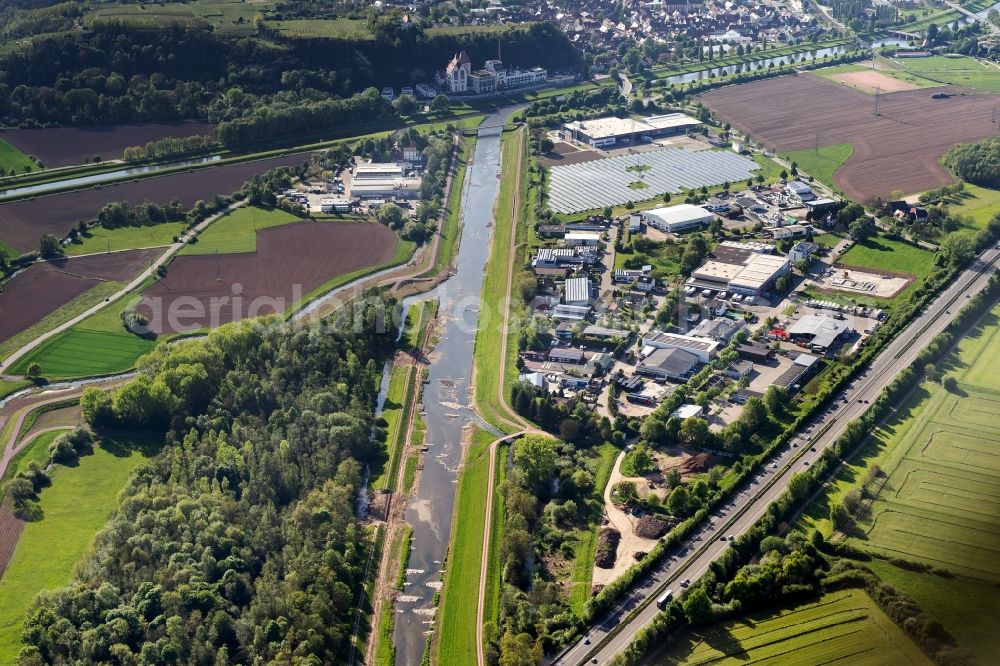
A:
[2,121,216,168]
[0,248,161,343]
[699,73,1000,200]
[139,221,399,333]
[0,153,311,253]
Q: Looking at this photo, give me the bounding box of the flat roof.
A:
[565,276,592,303]
[672,403,703,419]
[645,331,720,353]
[564,232,601,240]
[643,203,713,226]
[729,254,789,290]
[692,261,742,282]
[564,113,701,140]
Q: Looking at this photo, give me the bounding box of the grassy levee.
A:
[0,380,30,400]
[180,206,303,255]
[650,589,931,665]
[785,143,853,193]
[797,303,1000,663]
[370,363,417,492]
[0,138,36,175]
[431,136,475,277]
[373,524,414,666]
[472,126,526,433]
[482,441,509,643]
[0,435,160,662]
[435,427,495,664]
[65,222,186,256]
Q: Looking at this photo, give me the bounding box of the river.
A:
[661,44,855,85]
[391,108,509,665]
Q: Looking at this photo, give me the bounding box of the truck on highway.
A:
[655,589,673,610]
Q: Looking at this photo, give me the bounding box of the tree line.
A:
[20,303,398,664]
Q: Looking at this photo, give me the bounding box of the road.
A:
[942,0,1000,35]
[0,201,245,376]
[556,243,1000,665]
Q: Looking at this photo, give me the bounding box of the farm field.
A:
[0,152,310,253]
[181,205,302,255]
[785,143,854,193]
[140,220,400,333]
[0,248,161,345]
[8,328,155,380]
[653,589,930,665]
[797,303,1000,660]
[0,138,35,175]
[836,235,936,279]
[0,436,159,663]
[268,18,373,40]
[699,73,1000,200]
[819,66,923,94]
[1,121,216,168]
[87,0,274,36]
[65,222,186,256]
[879,55,1000,93]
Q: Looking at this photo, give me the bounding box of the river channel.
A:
[390,108,510,665]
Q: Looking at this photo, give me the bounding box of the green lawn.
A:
[435,427,495,664]
[182,206,303,255]
[836,235,935,278]
[797,305,1000,661]
[879,54,1000,92]
[0,435,159,663]
[65,222,185,257]
[431,136,475,277]
[0,380,30,400]
[9,328,155,379]
[786,143,854,192]
[945,182,1000,229]
[0,138,35,175]
[653,589,930,665]
[568,443,620,615]
[370,364,416,491]
[87,0,275,36]
[0,430,68,489]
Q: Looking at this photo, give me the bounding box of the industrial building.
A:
[688,241,791,297]
[320,198,352,213]
[564,231,601,246]
[690,317,745,343]
[641,331,719,363]
[638,347,700,381]
[642,204,714,234]
[785,180,816,202]
[349,178,421,200]
[562,113,702,148]
[564,277,593,307]
[354,162,405,180]
[787,314,850,353]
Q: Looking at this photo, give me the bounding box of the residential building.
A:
[381,87,395,101]
[767,223,812,240]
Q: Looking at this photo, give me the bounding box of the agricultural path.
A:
[557,242,1000,665]
[0,202,246,377]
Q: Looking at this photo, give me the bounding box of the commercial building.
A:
[767,223,813,240]
[564,232,601,246]
[688,241,790,297]
[642,204,714,233]
[564,277,593,307]
[349,178,421,200]
[785,180,815,201]
[638,347,700,381]
[774,353,821,392]
[320,198,352,213]
[672,404,704,420]
[690,317,745,343]
[787,314,850,353]
[549,347,585,364]
[562,113,702,148]
[354,162,405,180]
[641,331,719,364]
[552,304,591,321]
[789,241,818,263]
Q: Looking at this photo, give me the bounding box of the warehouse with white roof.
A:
[562,113,702,148]
[642,204,714,233]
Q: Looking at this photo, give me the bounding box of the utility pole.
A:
[215,249,221,282]
[874,85,880,115]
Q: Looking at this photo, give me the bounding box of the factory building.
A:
[642,204,714,234]
[562,113,702,148]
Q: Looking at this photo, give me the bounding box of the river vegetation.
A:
[18,304,397,664]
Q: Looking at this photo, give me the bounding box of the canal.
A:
[391,107,510,665]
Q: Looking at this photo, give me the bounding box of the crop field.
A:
[0,249,160,345]
[65,221,186,256]
[0,436,158,663]
[655,589,931,665]
[140,221,399,333]
[699,73,1000,200]
[876,55,1000,93]
[268,18,373,40]
[87,0,274,36]
[0,138,35,174]
[2,121,216,168]
[0,152,311,253]
[182,206,302,255]
[9,328,155,379]
[840,306,1000,581]
[836,236,936,279]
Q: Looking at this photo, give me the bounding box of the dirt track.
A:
[0,152,311,253]
[699,73,1000,200]
[140,221,399,333]
[3,121,216,168]
[0,249,162,343]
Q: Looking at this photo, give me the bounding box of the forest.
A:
[944,137,1000,189]
[18,304,398,664]
[0,19,578,129]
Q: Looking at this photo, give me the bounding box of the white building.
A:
[562,113,702,148]
[564,231,601,246]
[641,331,719,364]
[789,241,818,263]
[354,162,404,180]
[439,51,471,93]
[785,180,815,202]
[436,52,546,95]
[642,204,714,233]
[564,277,593,307]
[767,224,812,240]
[320,198,352,213]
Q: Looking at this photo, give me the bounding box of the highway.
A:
[556,244,1000,665]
